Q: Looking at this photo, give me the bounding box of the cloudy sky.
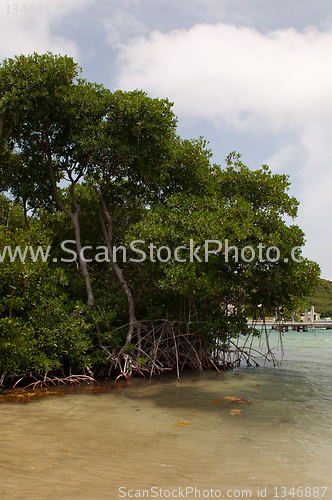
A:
[1,0,332,278]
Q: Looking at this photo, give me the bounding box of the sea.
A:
[0,329,331,500]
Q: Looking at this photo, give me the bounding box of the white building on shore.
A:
[300,306,321,322]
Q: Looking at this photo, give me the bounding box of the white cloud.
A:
[115,23,332,134]
[0,0,94,61]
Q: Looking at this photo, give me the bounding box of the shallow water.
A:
[0,330,331,500]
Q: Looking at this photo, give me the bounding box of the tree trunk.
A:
[44,128,94,306]
[23,197,29,229]
[71,211,95,306]
[98,200,136,345]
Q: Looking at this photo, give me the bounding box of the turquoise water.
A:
[0,330,331,500]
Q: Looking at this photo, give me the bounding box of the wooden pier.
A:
[247,320,332,332]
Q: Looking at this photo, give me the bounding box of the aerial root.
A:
[102,320,274,382]
[6,321,280,389]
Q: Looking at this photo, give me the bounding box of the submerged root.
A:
[12,373,97,390]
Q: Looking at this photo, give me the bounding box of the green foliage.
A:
[0,53,81,204]
[303,279,332,317]
[127,158,319,337]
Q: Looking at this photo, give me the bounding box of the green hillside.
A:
[304,278,332,318]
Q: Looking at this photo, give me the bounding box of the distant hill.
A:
[304,278,332,318]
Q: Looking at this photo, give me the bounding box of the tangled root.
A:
[102,320,278,382]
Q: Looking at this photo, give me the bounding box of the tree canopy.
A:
[0,52,320,386]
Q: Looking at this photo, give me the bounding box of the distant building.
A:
[300,306,321,322]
